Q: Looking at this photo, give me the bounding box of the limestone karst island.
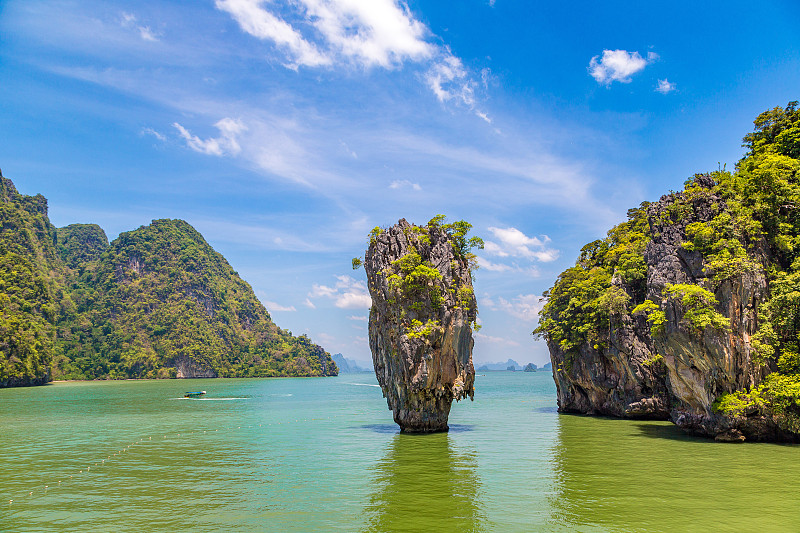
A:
[2,0,799,530]
[359,217,481,432]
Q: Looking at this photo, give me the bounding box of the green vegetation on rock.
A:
[0,176,66,386]
[0,175,336,386]
[533,204,649,367]
[534,100,800,435]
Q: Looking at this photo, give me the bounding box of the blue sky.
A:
[1,0,798,367]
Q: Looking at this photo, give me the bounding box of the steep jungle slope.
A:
[0,174,67,386]
[53,218,337,379]
[0,173,336,386]
[56,223,109,270]
[535,101,800,441]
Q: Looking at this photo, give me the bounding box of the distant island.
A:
[477,359,523,371]
[0,173,337,388]
[332,353,372,373]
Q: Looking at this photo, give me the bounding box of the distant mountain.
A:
[477,358,521,371]
[523,363,537,372]
[332,353,351,373]
[542,362,552,371]
[332,353,371,373]
[0,173,337,387]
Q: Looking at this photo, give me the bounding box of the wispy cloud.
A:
[309,275,372,309]
[389,179,421,191]
[589,49,658,85]
[347,315,368,321]
[215,0,487,113]
[173,118,247,156]
[426,50,473,105]
[656,78,676,94]
[120,12,160,42]
[482,293,544,322]
[216,0,432,69]
[141,127,166,141]
[474,331,520,347]
[262,300,297,312]
[484,227,559,262]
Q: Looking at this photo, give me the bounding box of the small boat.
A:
[184,391,206,398]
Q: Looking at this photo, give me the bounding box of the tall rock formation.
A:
[537,101,800,441]
[364,218,479,432]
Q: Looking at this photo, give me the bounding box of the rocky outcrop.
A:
[174,355,217,378]
[365,219,477,432]
[549,175,781,439]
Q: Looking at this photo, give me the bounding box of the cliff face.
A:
[550,178,769,432]
[364,218,477,432]
[540,101,800,442]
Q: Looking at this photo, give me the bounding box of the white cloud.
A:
[484,227,559,262]
[120,12,160,42]
[477,257,512,271]
[309,275,372,309]
[474,332,520,347]
[215,0,330,68]
[304,298,317,309]
[263,300,297,312]
[173,117,247,156]
[425,51,474,106]
[482,293,544,322]
[347,315,368,321]
[588,49,658,85]
[216,0,487,110]
[389,179,421,191]
[216,0,432,69]
[141,127,166,141]
[656,78,676,94]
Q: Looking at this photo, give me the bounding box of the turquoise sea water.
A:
[1,372,799,532]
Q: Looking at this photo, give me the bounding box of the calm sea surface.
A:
[1,372,799,532]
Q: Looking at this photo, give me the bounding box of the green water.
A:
[1,372,798,532]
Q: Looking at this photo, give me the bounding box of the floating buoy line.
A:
[4,411,343,509]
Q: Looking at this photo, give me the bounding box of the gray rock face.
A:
[550,176,783,440]
[365,219,476,432]
[174,355,217,378]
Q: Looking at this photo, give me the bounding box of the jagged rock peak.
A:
[364,217,479,432]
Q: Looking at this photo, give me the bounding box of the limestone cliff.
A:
[364,218,478,432]
[538,101,800,442]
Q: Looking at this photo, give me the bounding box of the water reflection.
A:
[549,414,800,532]
[363,433,487,532]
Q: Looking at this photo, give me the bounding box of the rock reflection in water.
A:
[363,432,487,532]
[549,414,800,532]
